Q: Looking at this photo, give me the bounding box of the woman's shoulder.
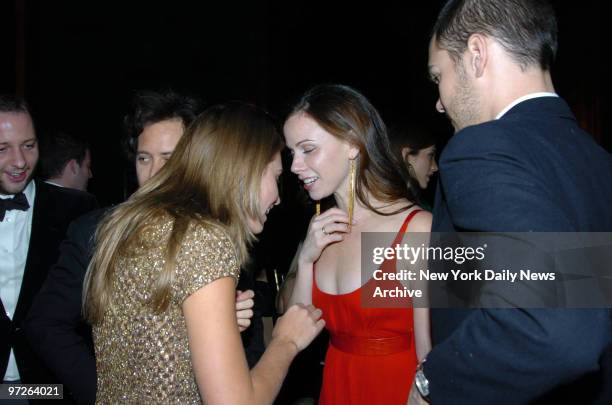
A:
[141,214,238,260]
[182,219,238,258]
[405,206,432,232]
[186,218,232,240]
[173,219,240,302]
[370,201,431,232]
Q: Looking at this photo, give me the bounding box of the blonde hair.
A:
[84,102,283,324]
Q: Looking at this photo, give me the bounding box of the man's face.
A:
[135,118,184,187]
[0,112,38,195]
[428,38,481,132]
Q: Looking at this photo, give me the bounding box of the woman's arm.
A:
[407,210,433,361]
[184,277,324,405]
[289,208,351,306]
[288,260,314,306]
[414,308,431,361]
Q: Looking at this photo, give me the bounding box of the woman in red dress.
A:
[284,84,432,404]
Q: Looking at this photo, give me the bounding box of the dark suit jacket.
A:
[426,97,612,404]
[24,208,106,405]
[1,180,97,386]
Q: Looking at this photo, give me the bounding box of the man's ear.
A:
[466,33,488,78]
[66,158,79,176]
[401,147,411,161]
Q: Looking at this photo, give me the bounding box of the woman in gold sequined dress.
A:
[84,102,325,404]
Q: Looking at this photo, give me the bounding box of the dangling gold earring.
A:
[347,158,356,232]
[407,162,416,179]
[315,202,321,216]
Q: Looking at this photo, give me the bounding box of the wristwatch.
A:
[414,358,431,402]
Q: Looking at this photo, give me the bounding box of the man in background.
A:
[1,94,97,392]
[39,131,92,192]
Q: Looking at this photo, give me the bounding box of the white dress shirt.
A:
[43,180,64,188]
[0,180,35,381]
[495,92,558,120]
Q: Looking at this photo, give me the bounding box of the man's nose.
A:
[9,148,27,168]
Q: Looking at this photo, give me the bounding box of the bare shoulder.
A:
[367,201,426,232]
[408,208,432,233]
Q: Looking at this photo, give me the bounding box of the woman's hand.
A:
[235,289,255,332]
[272,303,325,352]
[298,208,352,266]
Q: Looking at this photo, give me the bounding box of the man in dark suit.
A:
[408,0,612,404]
[0,95,98,389]
[39,130,92,192]
[24,90,259,404]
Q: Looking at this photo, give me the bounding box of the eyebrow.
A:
[295,139,315,147]
[136,150,173,155]
[0,138,36,145]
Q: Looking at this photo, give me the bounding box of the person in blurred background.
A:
[39,130,92,192]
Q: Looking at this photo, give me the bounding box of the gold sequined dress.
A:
[93,217,239,404]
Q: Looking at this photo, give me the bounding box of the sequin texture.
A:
[93,216,239,404]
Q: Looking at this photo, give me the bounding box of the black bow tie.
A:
[0,192,30,221]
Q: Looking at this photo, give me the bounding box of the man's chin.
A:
[0,175,33,195]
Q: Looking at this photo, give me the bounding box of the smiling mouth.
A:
[6,171,28,182]
[301,176,318,188]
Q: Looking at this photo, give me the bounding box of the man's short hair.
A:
[39,131,89,180]
[432,0,558,71]
[123,90,203,159]
[0,94,31,115]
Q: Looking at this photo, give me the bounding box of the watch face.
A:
[415,370,430,397]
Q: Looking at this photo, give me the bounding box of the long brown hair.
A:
[288,84,418,214]
[84,102,283,324]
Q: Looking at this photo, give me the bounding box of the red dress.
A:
[313,210,421,405]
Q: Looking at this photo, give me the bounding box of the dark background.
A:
[0,0,606,274]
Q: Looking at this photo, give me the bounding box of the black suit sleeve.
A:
[24,210,104,405]
[426,127,610,404]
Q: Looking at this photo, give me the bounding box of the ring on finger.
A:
[322,225,329,235]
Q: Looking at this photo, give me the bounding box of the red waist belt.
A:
[330,333,411,356]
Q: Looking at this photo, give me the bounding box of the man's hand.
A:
[408,380,428,405]
[235,289,255,332]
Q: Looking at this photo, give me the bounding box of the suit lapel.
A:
[13,181,50,323]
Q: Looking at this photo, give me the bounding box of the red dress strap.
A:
[391,208,423,246]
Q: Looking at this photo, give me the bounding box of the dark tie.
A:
[0,192,30,221]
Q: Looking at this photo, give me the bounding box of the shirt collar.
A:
[44,180,64,188]
[495,92,558,120]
